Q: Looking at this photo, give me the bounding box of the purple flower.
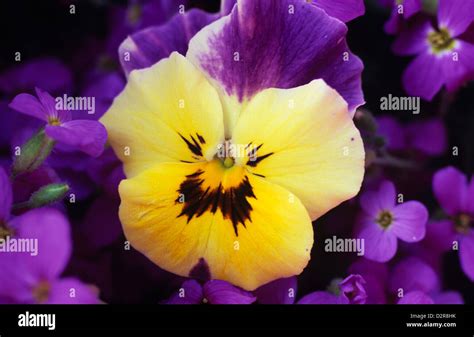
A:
[0,168,99,304]
[298,274,367,304]
[349,258,388,304]
[309,0,365,23]
[390,257,463,304]
[9,87,107,157]
[393,0,474,100]
[355,181,428,262]
[0,57,72,95]
[164,279,256,305]
[254,277,297,304]
[380,0,422,34]
[377,116,447,156]
[432,166,474,281]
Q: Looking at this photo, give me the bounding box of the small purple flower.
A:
[389,257,463,304]
[380,0,422,34]
[0,168,99,304]
[393,0,474,100]
[377,116,447,156]
[349,258,388,304]
[164,279,256,305]
[298,274,367,305]
[9,87,107,157]
[355,181,428,262]
[432,166,474,281]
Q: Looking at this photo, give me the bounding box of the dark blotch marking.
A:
[178,133,205,157]
[176,170,256,236]
[189,257,211,281]
[247,143,273,167]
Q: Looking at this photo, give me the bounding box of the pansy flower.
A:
[432,166,474,281]
[9,87,107,157]
[354,180,428,262]
[392,0,474,100]
[0,167,99,304]
[101,0,365,291]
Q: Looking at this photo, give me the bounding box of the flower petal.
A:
[187,0,364,134]
[47,278,99,304]
[310,0,365,22]
[459,232,474,281]
[101,52,225,177]
[231,80,365,221]
[163,280,203,304]
[392,18,432,56]
[298,291,349,304]
[391,201,428,243]
[0,166,12,221]
[438,0,474,37]
[119,9,219,75]
[46,120,107,157]
[432,166,467,216]
[355,217,398,262]
[397,290,434,304]
[388,257,440,294]
[432,291,464,304]
[255,277,297,304]
[9,93,48,122]
[118,161,313,291]
[402,52,445,101]
[203,280,256,304]
[405,118,447,156]
[376,116,406,151]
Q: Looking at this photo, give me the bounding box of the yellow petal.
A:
[232,79,365,220]
[119,161,313,291]
[100,52,225,177]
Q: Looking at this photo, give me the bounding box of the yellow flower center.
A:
[32,281,51,304]
[48,117,61,126]
[428,28,455,54]
[376,210,393,228]
[455,213,472,235]
[0,222,14,240]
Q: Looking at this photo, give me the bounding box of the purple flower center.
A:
[455,213,473,235]
[32,281,51,304]
[428,28,455,54]
[376,210,393,228]
[47,116,61,126]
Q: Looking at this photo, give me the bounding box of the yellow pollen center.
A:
[428,28,455,53]
[48,117,61,126]
[32,281,51,304]
[377,210,393,228]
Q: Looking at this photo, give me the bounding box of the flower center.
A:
[48,116,61,126]
[376,210,393,228]
[0,222,14,240]
[455,213,472,235]
[32,281,51,304]
[127,3,142,25]
[428,28,455,53]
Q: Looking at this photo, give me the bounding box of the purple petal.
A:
[398,291,434,304]
[442,40,474,92]
[203,280,256,305]
[376,116,406,151]
[360,181,397,216]
[47,278,100,304]
[164,280,203,304]
[11,208,72,281]
[311,0,365,22]
[349,258,389,285]
[384,10,403,35]
[391,201,428,243]
[405,118,447,156]
[459,232,474,281]
[0,57,72,94]
[432,166,467,216]
[9,93,48,122]
[424,220,457,253]
[221,0,237,15]
[392,18,432,56]
[255,277,297,304]
[298,291,349,304]
[35,87,71,123]
[339,274,367,304]
[432,291,464,304]
[403,0,422,18]
[355,216,398,262]
[0,166,12,221]
[119,9,219,75]
[402,52,445,101]
[389,257,440,294]
[46,120,107,157]
[438,0,474,37]
[0,253,38,303]
[187,0,364,114]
